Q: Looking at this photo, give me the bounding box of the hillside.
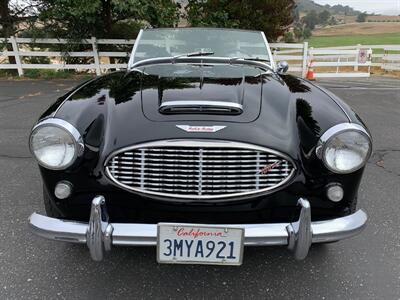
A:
[313,22,400,36]
[296,0,361,15]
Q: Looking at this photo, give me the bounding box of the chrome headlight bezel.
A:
[316,123,372,174]
[29,118,84,170]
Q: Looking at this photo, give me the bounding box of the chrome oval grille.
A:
[105,140,296,200]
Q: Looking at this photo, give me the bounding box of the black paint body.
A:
[36,64,368,224]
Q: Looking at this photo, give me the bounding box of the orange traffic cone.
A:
[306,61,315,81]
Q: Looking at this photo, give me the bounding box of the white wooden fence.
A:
[0,37,134,76]
[1,36,399,78]
[382,46,400,71]
[308,47,373,78]
[270,42,309,78]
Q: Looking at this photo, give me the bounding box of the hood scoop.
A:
[159,100,243,115]
[155,65,248,115]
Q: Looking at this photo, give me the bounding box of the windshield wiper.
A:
[172,51,214,64]
[241,57,270,62]
[173,51,214,60]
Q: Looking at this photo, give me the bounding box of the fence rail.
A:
[1,37,399,78]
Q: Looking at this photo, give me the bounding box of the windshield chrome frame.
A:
[129,56,275,73]
[127,28,274,70]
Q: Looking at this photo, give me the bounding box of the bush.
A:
[23,69,73,79]
[24,69,42,79]
[23,56,51,64]
[283,32,295,43]
[0,70,17,78]
[356,13,367,23]
[42,70,72,79]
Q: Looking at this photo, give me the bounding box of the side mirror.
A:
[277,61,289,74]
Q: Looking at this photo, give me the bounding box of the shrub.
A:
[24,69,42,79]
[23,69,73,79]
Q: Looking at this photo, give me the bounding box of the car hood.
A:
[141,64,262,122]
[52,68,350,162]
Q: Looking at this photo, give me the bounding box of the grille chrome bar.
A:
[105,140,296,200]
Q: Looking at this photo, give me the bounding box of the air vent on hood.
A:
[159,101,243,115]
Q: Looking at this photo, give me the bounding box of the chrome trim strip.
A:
[28,197,368,261]
[29,118,84,170]
[103,139,297,200]
[159,101,243,114]
[316,123,372,174]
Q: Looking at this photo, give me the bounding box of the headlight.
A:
[317,123,372,174]
[29,119,84,170]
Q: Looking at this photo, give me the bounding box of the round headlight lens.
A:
[30,122,80,170]
[322,130,371,173]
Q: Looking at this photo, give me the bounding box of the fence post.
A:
[91,37,101,76]
[10,36,23,76]
[355,44,361,71]
[302,41,309,78]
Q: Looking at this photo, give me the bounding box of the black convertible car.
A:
[29,28,371,265]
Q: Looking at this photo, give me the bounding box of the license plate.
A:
[157,223,244,266]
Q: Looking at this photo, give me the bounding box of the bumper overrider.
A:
[28,196,367,261]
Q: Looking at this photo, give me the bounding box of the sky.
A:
[313,0,400,15]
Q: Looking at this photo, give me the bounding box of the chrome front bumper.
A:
[28,196,367,261]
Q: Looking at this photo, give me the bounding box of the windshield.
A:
[131,28,271,64]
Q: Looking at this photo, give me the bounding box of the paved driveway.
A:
[0,77,399,299]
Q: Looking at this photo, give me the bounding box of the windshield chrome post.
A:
[128,29,144,69]
[261,31,276,71]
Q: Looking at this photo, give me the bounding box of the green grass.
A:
[306,33,400,48]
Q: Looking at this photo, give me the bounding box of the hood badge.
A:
[176,125,226,133]
[258,160,282,174]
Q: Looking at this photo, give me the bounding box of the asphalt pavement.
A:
[0,77,399,299]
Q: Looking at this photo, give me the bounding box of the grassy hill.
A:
[307,33,400,48]
[313,23,400,37]
[307,23,400,47]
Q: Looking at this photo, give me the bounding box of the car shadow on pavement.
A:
[53,242,335,297]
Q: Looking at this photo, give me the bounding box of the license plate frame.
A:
[157,223,244,266]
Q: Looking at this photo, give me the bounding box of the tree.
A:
[328,16,337,26]
[302,10,318,30]
[37,0,181,40]
[31,0,181,66]
[293,24,312,42]
[356,12,367,23]
[283,31,294,43]
[293,25,303,41]
[318,10,331,25]
[0,0,38,37]
[185,0,296,41]
[0,0,39,67]
[303,27,312,39]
